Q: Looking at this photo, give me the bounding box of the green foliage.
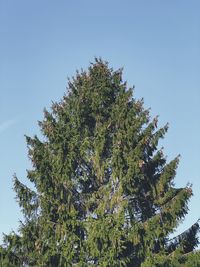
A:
[1,59,199,266]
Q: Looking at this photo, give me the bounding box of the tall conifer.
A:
[1,59,199,266]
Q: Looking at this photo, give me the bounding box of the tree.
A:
[1,59,199,266]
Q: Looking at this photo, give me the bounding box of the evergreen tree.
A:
[1,59,200,266]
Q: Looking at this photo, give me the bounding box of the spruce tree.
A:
[1,59,200,266]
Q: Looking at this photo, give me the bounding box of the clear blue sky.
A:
[0,0,200,242]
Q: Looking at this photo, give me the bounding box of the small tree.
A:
[1,59,199,266]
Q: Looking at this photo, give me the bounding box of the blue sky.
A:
[0,0,199,242]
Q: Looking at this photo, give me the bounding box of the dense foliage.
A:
[1,59,199,266]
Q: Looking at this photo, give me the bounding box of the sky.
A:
[0,0,200,243]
